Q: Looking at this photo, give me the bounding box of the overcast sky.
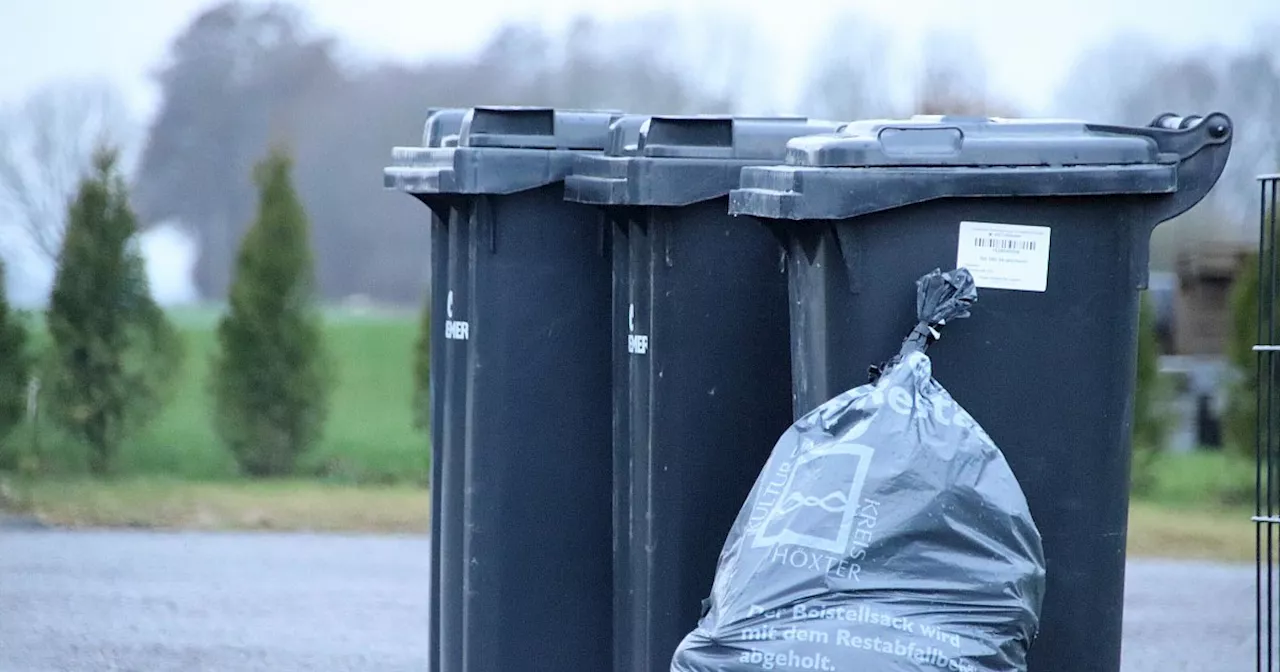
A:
[4,0,1280,123]
[2,0,1278,306]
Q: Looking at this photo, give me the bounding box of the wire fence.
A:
[1254,173,1280,672]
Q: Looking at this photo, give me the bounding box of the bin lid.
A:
[384,106,623,196]
[783,115,1169,168]
[729,112,1232,221]
[564,115,845,207]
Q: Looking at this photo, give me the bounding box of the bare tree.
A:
[134,0,341,301]
[1060,33,1280,244]
[915,30,1021,117]
[1051,29,1280,268]
[0,78,133,261]
[131,4,741,304]
[1053,32,1167,123]
[671,10,773,114]
[798,13,897,121]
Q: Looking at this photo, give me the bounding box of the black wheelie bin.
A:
[564,114,845,672]
[727,112,1232,672]
[385,105,624,672]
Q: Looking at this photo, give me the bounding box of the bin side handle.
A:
[832,223,864,295]
[1086,112,1231,163]
[410,193,456,226]
[1129,113,1234,290]
[475,196,497,254]
[757,218,792,258]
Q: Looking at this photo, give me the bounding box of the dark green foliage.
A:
[0,257,32,454]
[412,300,430,433]
[46,147,183,475]
[1131,293,1171,494]
[212,146,331,477]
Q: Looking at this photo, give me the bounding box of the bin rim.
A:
[727,111,1232,222]
[778,113,1230,169]
[384,107,625,196]
[562,115,846,207]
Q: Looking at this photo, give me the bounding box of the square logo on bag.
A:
[751,442,875,555]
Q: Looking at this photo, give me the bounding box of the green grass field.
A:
[6,304,428,485]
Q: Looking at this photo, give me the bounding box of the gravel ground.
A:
[0,527,1261,671]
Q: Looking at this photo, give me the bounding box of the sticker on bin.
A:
[627,303,649,355]
[955,221,1051,293]
[444,290,470,340]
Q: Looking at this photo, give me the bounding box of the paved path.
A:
[1120,557,1259,671]
[0,528,1261,671]
[0,529,428,672]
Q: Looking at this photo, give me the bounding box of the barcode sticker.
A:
[955,221,1051,292]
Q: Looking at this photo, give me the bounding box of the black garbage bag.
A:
[670,267,1046,672]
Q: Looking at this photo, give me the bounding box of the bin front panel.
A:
[786,195,1143,672]
[394,105,622,672]
[623,199,794,672]
[622,213,656,671]
[610,210,634,672]
[428,210,448,672]
[438,201,471,672]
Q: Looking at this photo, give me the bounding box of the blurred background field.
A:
[3,0,1280,562]
[6,305,425,485]
[0,298,1261,562]
[1,449,1256,561]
